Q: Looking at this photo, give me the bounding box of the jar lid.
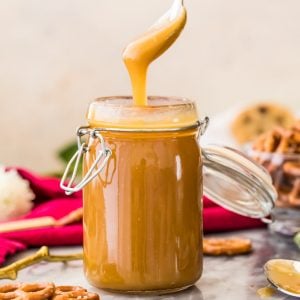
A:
[202,145,277,219]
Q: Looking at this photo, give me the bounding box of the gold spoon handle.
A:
[0,246,83,280]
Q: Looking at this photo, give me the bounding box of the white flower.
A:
[0,167,35,221]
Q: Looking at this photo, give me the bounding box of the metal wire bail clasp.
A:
[197,116,210,138]
[60,127,112,195]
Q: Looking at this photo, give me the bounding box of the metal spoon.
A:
[149,0,185,31]
[264,259,300,297]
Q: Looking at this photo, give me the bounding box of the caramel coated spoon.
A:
[122,0,187,105]
[264,259,300,297]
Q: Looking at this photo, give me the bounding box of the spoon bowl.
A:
[264,259,300,298]
[151,0,185,29]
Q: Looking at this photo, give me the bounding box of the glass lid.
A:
[202,145,277,219]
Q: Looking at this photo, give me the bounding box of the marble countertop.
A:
[2,229,300,300]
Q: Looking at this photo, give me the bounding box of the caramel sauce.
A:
[123,0,186,106]
[257,286,276,299]
[265,259,300,295]
[83,119,202,291]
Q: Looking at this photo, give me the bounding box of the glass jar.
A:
[61,96,276,295]
[249,149,300,236]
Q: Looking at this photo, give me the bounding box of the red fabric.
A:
[0,168,83,265]
[0,238,26,261]
[0,168,264,265]
[203,196,264,232]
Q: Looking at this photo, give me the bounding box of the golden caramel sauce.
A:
[257,286,276,299]
[83,98,202,292]
[265,259,300,295]
[123,0,186,106]
[83,127,202,292]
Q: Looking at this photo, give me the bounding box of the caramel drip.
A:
[123,1,186,106]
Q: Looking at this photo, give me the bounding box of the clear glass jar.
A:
[61,96,276,295]
[249,149,300,236]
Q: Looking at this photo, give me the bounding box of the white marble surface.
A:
[3,229,300,300]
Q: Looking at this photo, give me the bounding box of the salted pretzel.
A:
[0,283,99,300]
[251,121,300,207]
[283,161,300,177]
[289,179,300,206]
[53,286,99,300]
[203,238,252,256]
[253,125,300,154]
[0,282,55,300]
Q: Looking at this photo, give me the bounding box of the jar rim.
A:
[86,95,199,130]
[92,95,195,108]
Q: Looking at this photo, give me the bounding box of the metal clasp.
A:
[197,116,209,138]
[60,127,112,195]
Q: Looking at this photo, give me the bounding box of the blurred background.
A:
[0,0,299,173]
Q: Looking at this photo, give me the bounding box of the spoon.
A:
[151,0,185,30]
[123,0,186,67]
[264,259,300,297]
[122,0,186,105]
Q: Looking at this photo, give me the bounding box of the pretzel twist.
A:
[0,283,55,300]
[0,284,99,300]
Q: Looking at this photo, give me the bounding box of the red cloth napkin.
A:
[0,168,264,265]
[203,196,264,232]
[0,168,82,265]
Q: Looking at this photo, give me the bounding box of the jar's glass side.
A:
[248,149,300,235]
[83,129,203,293]
[249,150,300,208]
